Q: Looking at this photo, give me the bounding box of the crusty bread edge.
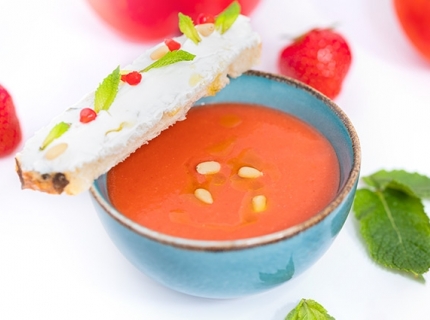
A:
[15,43,261,195]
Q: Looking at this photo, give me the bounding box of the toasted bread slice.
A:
[15,15,261,195]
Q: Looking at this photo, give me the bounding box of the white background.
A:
[1,0,430,319]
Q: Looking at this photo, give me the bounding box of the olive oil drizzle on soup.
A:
[107,103,340,240]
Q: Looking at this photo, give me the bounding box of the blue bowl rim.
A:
[89,70,361,252]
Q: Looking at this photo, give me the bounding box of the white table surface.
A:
[1,0,429,319]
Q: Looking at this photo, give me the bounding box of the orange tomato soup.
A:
[107,103,340,240]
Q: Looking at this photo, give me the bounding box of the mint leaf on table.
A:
[353,170,430,278]
[363,169,430,199]
[285,299,335,320]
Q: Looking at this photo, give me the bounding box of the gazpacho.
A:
[107,103,340,240]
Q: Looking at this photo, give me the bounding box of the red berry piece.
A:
[164,38,181,51]
[0,85,22,157]
[80,108,97,123]
[121,71,142,86]
[278,28,352,99]
[197,13,215,25]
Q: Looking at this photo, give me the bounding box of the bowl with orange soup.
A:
[90,70,361,298]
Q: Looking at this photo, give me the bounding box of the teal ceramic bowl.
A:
[90,70,361,299]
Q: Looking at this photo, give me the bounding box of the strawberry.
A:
[278,28,352,99]
[394,0,430,61]
[0,85,22,157]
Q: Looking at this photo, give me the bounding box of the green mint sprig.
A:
[140,50,196,73]
[94,66,121,113]
[285,299,335,320]
[40,122,70,150]
[353,169,430,278]
[178,13,201,44]
[215,1,241,34]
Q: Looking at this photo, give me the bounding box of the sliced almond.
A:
[252,195,267,212]
[150,45,169,60]
[194,188,213,204]
[195,23,215,37]
[238,166,263,179]
[44,143,68,160]
[196,161,221,175]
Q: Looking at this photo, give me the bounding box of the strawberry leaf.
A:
[354,172,430,277]
[285,299,335,320]
[215,1,241,34]
[94,66,120,113]
[140,50,196,73]
[40,122,70,151]
[363,169,430,199]
[178,13,201,44]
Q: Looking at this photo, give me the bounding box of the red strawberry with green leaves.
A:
[0,85,22,157]
[278,28,352,99]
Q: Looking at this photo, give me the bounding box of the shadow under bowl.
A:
[90,70,361,299]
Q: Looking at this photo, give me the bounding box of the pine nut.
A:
[252,195,267,212]
[196,161,221,175]
[194,188,213,204]
[238,166,263,178]
[150,45,169,60]
[44,143,68,160]
[196,23,215,37]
